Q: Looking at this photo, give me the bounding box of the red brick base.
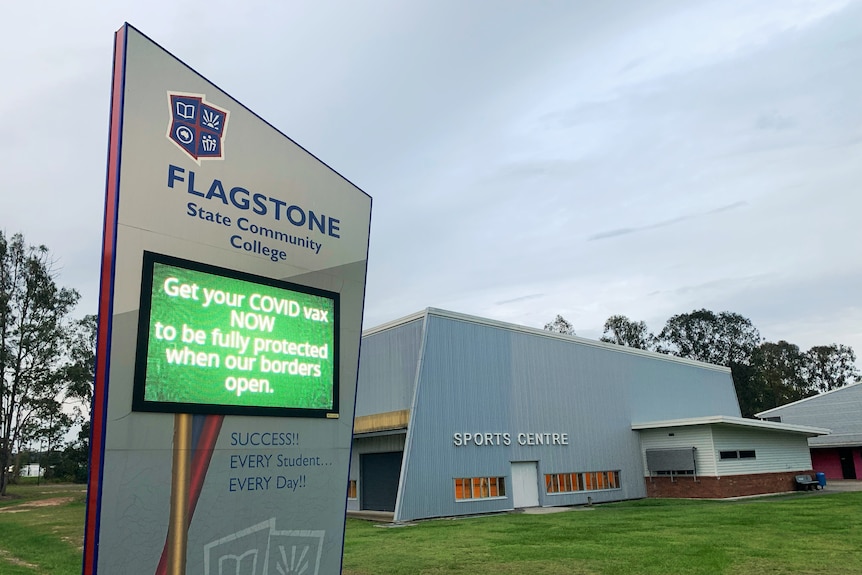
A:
[644,470,813,498]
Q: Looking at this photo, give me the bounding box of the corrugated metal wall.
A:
[625,356,740,421]
[395,313,740,521]
[758,383,862,447]
[355,318,424,417]
[712,426,812,475]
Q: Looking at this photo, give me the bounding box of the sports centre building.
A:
[348,309,828,521]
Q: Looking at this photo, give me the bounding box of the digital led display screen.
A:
[132,252,339,417]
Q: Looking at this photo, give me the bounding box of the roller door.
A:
[360,451,403,512]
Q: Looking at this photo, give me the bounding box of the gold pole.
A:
[167,413,192,575]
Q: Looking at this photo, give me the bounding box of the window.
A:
[347,480,357,499]
[454,476,506,500]
[545,471,621,494]
[720,450,756,460]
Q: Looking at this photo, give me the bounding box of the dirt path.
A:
[0,496,77,513]
[0,548,39,571]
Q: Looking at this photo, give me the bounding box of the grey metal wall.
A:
[395,312,739,521]
[355,318,424,417]
[757,383,862,447]
[624,353,739,421]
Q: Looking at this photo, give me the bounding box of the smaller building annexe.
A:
[350,309,826,521]
[757,383,862,480]
[636,416,827,498]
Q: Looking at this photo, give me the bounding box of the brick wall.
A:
[644,470,812,498]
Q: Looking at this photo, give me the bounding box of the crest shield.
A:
[167,92,229,162]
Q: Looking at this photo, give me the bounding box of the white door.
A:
[511,461,539,508]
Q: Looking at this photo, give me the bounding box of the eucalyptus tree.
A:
[0,232,80,494]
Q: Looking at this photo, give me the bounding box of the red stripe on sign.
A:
[82,24,128,575]
[155,415,225,575]
[188,416,226,515]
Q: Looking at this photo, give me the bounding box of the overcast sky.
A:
[2,0,860,360]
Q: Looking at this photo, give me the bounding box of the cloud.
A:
[2,0,861,373]
[755,111,797,131]
[587,202,748,241]
[495,294,544,306]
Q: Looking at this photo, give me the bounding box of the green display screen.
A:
[132,252,339,417]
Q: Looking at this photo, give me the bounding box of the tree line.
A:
[545,310,859,417]
[1,232,95,494]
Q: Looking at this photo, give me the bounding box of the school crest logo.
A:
[167,92,229,163]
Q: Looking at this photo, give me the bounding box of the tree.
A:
[58,314,97,483]
[657,309,761,366]
[544,314,575,335]
[600,305,858,416]
[64,314,97,422]
[0,232,80,495]
[804,344,859,393]
[600,315,656,350]
[729,362,760,418]
[747,341,812,415]
[54,423,90,483]
[657,309,762,417]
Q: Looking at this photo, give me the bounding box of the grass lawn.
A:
[0,482,86,575]
[343,494,862,575]
[0,484,859,574]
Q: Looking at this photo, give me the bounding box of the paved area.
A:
[819,479,862,492]
[347,510,395,522]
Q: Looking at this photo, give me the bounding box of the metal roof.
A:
[364,307,732,373]
[810,433,862,448]
[754,383,861,447]
[632,415,830,436]
[756,382,862,418]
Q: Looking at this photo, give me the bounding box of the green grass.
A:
[1,486,860,574]
[0,483,87,574]
[343,494,862,575]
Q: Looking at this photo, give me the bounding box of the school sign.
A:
[84,24,371,575]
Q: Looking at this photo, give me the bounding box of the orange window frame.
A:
[456,476,505,500]
[455,478,471,499]
[546,470,623,495]
[596,472,607,489]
